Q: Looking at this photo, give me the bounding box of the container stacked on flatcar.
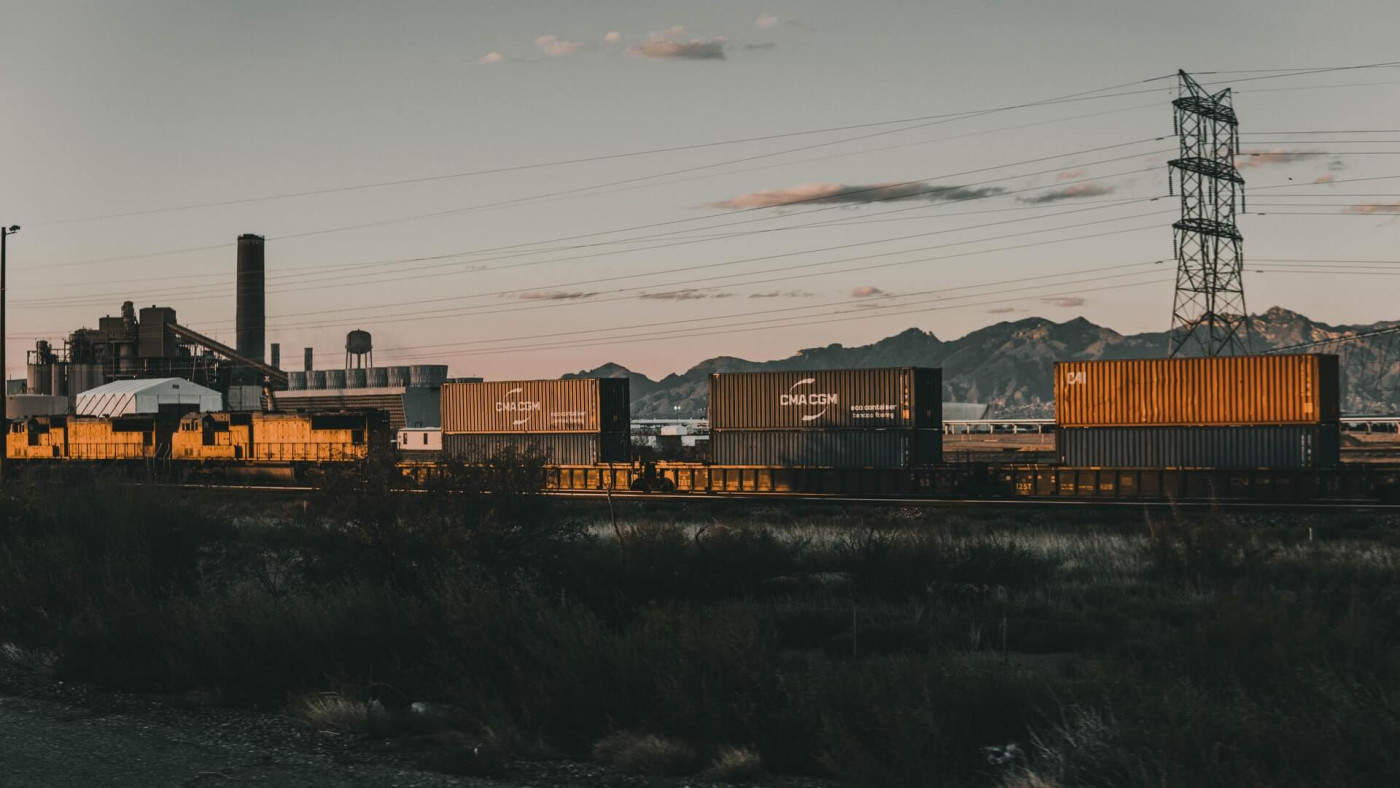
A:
[439,378,630,464]
[708,368,942,467]
[1053,355,1340,468]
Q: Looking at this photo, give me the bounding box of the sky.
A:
[3,0,1400,381]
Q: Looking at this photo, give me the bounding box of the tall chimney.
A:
[304,347,313,372]
[236,234,266,363]
[270,343,280,370]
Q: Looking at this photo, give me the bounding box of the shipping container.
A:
[709,368,941,430]
[1054,355,1339,427]
[442,432,630,465]
[711,429,942,467]
[1056,424,1340,469]
[441,378,630,434]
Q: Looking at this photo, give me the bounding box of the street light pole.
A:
[1,224,18,482]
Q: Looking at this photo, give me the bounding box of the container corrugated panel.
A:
[711,429,941,467]
[441,379,629,434]
[709,368,941,430]
[1056,425,1340,468]
[1054,355,1339,427]
[443,432,629,465]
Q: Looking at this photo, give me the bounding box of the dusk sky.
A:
[4,0,1400,380]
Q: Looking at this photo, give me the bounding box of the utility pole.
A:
[0,224,18,481]
[1167,70,1251,357]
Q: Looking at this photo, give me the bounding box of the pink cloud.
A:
[756,14,780,29]
[478,52,504,65]
[534,35,583,56]
[626,27,726,60]
[1042,297,1086,307]
[986,306,1016,314]
[709,181,1003,209]
[603,31,621,43]
[1343,202,1400,215]
[1057,168,1086,180]
[1313,172,1335,184]
[851,286,886,298]
[1233,148,1321,169]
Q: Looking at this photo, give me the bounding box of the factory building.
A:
[13,234,462,427]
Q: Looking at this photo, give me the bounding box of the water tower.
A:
[346,330,373,370]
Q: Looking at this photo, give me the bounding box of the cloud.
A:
[515,291,598,301]
[851,286,887,298]
[1042,297,1086,307]
[639,290,733,300]
[1019,182,1115,204]
[1343,202,1400,215]
[478,51,504,65]
[986,306,1016,314]
[603,31,621,43]
[756,14,781,29]
[534,35,583,56]
[626,27,726,60]
[1233,148,1321,169]
[1313,172,1335,184]
[748,290,812,298]
[1057,168,1086,180]
[710,181,1005,209]
[742,42,778,51]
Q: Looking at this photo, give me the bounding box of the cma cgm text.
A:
[780,393,838,406]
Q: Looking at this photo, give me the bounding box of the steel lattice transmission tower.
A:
[1167,69,1252,357]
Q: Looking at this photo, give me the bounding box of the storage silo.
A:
[347,368,367,389]
[326,369,347,390]
[366,367,388,387]
[387,366,410,387]
[409,364,447,387]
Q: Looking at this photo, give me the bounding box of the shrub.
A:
[592,732,698,776]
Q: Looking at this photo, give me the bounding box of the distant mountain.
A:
[566,307,1400,418]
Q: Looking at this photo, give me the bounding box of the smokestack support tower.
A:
[1167,70,1251,358]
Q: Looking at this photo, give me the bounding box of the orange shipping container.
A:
[1054,355,1339,427]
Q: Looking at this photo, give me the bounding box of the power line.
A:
[21,145,1169,310]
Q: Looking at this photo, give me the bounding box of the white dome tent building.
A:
[74,378,223,418]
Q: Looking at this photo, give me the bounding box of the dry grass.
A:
[704,745,765,783]
[292,692,371,734]
[592,732,698,776]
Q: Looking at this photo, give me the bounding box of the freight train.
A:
[9,356,1397,503]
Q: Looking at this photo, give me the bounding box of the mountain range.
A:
[564,307,1400,418]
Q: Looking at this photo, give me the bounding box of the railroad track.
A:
[158,482,1400,512]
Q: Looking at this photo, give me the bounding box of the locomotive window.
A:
[352,429,365,445]
[422,433,428,446]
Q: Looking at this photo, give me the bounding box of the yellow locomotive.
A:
[8,410,388,466]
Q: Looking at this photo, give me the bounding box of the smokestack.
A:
[304,347,313,372]
[270,343,280,370]
[236,234,266,363]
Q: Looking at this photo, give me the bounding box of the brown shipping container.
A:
[441,378,630,434]
[709,368,941,430]
[1054,355,1339,427]
[443,432,630,465]
[711,429,941,467]
[1056,424,1339,469]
